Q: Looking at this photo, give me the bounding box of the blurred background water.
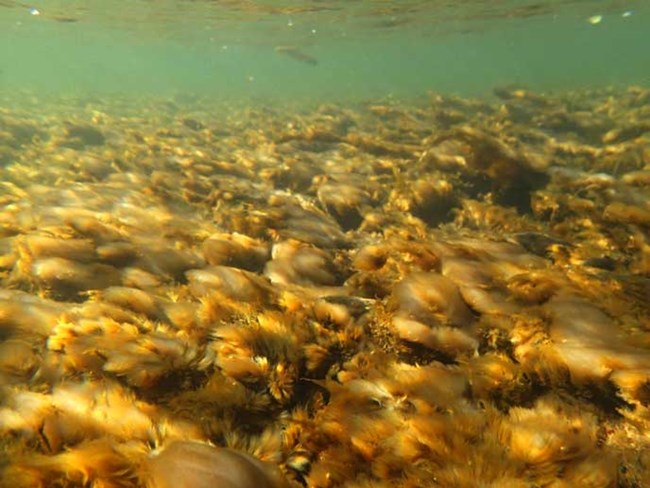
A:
[0,0,648,103]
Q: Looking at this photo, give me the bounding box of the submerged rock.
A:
[143,441,288,488]
[430,126,550,213]
[0,87,648,486]
[61,123,106,148]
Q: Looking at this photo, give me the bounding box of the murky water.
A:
[1,0,649,99]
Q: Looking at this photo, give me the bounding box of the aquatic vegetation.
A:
[0,86,648,486]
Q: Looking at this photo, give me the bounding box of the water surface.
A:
[1,0,648,101]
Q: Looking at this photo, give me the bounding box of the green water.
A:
[1,0,649,101]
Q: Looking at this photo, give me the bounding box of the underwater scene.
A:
[1,0,650,487]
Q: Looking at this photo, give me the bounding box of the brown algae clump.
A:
[0,86,649,486]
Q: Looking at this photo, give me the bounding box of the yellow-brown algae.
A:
[316,182,370,230]
[95,242,139,266]
[401,177,457,226]
[621,169,650,186]
[603,201,650,226]
[187,266,273,303]
[0,290,65,336]
[391,272,474,327]
[391,315,478,355]
[441,258,522,315]
[31,257,122,297]
[546,295,650,382]
[202,233,269,271]
[100,286,162,319]
[0,87,649,486]
[352,243,389,271]
[499,396,604,467]
[121,266,163,289]
[21,235,97,262]
[265,240,340,287]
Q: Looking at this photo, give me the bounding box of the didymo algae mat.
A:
[1,1,650,486]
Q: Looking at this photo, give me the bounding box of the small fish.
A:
[275,46,318,66]
[51,16,79,23]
